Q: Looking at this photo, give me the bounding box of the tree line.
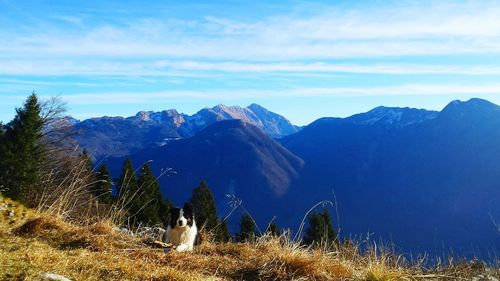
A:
[0,93,339,247]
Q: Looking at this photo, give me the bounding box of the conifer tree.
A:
[216,218,231,243]
[238,214,255,242]
[303,208,338,248]
[0,123,4,155]
[117,159,139,222]
[117,159,137,198]
[135,164,163,225]
[92,164,113,204]
[79,149,96,192]
[303,212,322,245]
[0,122,6,193]
[190,180,218,232]
[158,195,173,225]
[1,93,44,202]
[0,122,4,142]
[267,222,280,237]
[320,209,337,245]
[80,149,93,174]
[117,162,172,226]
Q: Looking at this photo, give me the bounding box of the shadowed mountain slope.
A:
[281,98,500,258]
[107,119,304,227]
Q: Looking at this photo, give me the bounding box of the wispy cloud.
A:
[3,59,500,76]
[153,61,500,75]
[0,78,97,87]
[23,83,500,105]
[2,1,500,61]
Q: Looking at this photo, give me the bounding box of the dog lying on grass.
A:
[162,203,201,252]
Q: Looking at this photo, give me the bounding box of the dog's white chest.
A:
[167,226,191,245]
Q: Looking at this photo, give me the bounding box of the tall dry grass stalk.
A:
[25,96,126,224]
[33,156,121,224]
[33,148,175,229]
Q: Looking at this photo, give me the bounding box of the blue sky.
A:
[2,0,500,125]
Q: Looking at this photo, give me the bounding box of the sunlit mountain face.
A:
[74,104,299,159]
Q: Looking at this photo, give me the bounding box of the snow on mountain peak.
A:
[349,106,438,127]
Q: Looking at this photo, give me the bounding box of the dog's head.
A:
[169,203,195,229]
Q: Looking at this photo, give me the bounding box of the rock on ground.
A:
[37,273,72,281]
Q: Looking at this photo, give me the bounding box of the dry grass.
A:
[33,156,125,226]
[2,195,499,281]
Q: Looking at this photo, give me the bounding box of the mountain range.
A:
[74,104,299,159]
[281,98,500,258]
[75,98,500,259]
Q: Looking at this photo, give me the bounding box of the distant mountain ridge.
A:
[74,104,300,158]
[348,106,438,127]
[177,103,299,138]
[280,98,500,259]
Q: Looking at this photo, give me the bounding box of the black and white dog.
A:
[162,203,200,252]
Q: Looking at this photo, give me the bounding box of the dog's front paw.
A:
[176,244,189,252]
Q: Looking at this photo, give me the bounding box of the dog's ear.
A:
[168,207,180,228]
[182,202,193,213]
[168,207,179,220]
[183,202,193,212]
[167,208,173,222]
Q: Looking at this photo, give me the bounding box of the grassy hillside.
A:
[1,196,498,281]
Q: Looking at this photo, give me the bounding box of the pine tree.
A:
[117,159,139,222]
[117,162,172,226]
[158,195,173,226]
[303,208,338,248]
[117,159,137,198]
[267,222,280,237]
[92,164,113,204]
[0,122,4,143]
[1,93,44,202]
[0,122,6,193]
[80,149,93,175]
[303,212,322,245]
[190,180,218,232]
[79,149,96,192]
[320,209,337,245]
[216,218,231,243]
[238,214,255,242]
[135,164,163,225]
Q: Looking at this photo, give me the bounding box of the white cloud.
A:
[3,59,500,76]
[2,1,500,61]
[294,84,500,97]
[30,83,500,105]
[154,61,500,75]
